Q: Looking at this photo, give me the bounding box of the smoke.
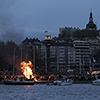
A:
[0,0,15,9]
[0,0,24,44]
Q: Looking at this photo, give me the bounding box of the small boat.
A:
[53,79,62,85]
[92,77,100,86]
[53,78,73,86]
[3,78,35,85]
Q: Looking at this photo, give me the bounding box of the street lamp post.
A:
[13,48,15,77]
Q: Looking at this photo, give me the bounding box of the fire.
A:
[21,61,34,79]
[91,71,100,75]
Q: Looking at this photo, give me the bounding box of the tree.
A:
[73,29,99,38]
[58,27,80,39]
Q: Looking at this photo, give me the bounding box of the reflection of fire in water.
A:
[21,61,34,79]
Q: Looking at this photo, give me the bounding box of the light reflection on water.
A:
[0,84,100,100]
[24,85,31,88]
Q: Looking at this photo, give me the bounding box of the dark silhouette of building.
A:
[86,9,97,30]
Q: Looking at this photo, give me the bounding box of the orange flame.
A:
[21,61,34,79]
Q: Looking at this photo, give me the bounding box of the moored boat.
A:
[3,78,35,85]
[53,78,73,86]
[92,77,100,86]
[92,75,100,85]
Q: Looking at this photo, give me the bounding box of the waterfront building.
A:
[40,43,46,73]
[42,38,73,73]
[20,36,100,74]
[68,37,100,73]
[73,39,91,73]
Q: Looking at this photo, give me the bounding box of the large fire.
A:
[21,61,34,79]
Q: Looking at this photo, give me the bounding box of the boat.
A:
[92,77,100,86]
[53,78,73,86]
[3,78,35,85]
[4,78,35,85]
[4,48,36,85]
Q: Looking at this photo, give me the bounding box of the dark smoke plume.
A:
[0,0,24,44]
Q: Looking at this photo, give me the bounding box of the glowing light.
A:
[91,71,100,75]
[21,61,34,79]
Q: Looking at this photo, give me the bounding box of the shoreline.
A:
[0,80,92,85]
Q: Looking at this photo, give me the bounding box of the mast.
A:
[57,46,59,73]
[21,47,22,62]
[13,48,15,77]
[33,46,35,74]
[45,47,47,73]
[83,55,84,74]
[26,54,28,77]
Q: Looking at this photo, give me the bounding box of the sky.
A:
[0,0,100,44]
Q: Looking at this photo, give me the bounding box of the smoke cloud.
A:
[0,0,24,44]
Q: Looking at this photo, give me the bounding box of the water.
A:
[0,84,100,100]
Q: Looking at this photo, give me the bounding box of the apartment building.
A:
[21,36,100,74]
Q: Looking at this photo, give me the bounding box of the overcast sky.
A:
[0,0,100,43]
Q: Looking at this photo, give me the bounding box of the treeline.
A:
[0,41,20,72]
[58,27,99,39]
[73,29,99,38]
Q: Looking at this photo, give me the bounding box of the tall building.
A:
[86,9,97,30]
[73,39,90,73]
[42,38,73,73]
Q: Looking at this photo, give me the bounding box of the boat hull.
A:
[92,79,100,86]
[92,83,100,86]
[3,80,35,85]
[53,80,72,86]
[58,82,72,86]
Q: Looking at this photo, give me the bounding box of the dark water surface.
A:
[0,84,100,100]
